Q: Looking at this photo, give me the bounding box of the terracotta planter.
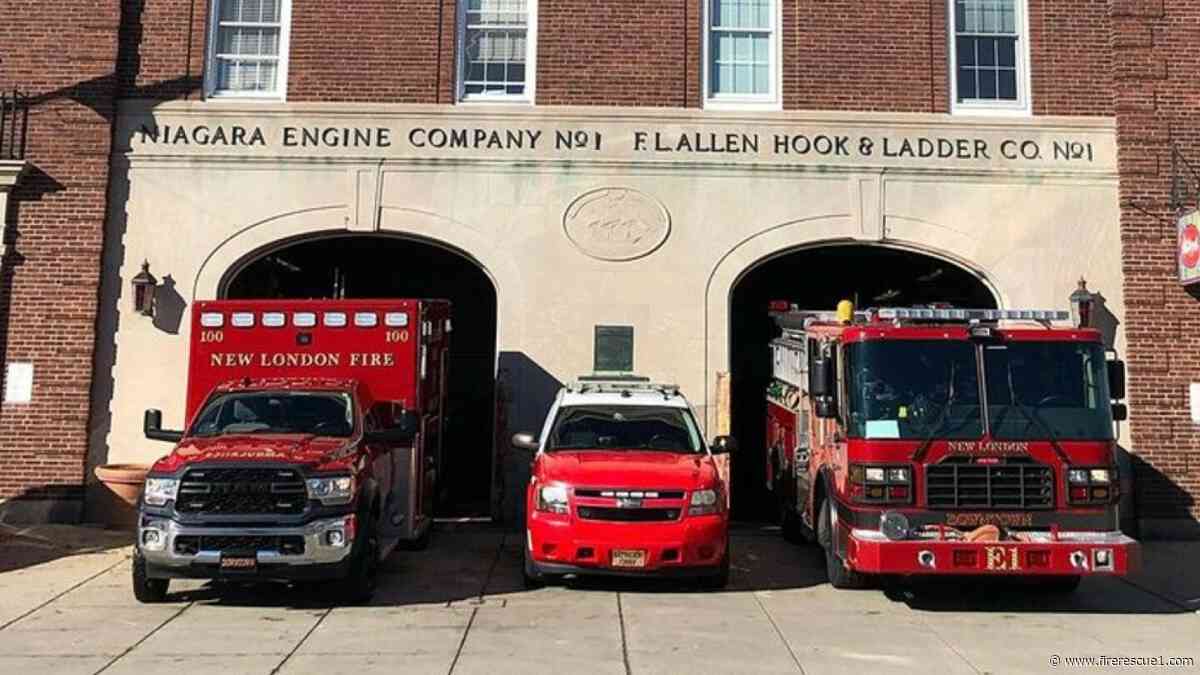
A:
[93,464,150,529]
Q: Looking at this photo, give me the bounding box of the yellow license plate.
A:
[611,550,647,568]
[220,556,257,570]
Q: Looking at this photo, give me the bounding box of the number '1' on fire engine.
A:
[765,301,1139,591]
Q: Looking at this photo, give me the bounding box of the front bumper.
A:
[527,514,727,576]
[847,529,1140,576]
[137,515,356,581]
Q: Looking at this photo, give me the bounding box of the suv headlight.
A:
[143,478,179,507]
[536,485,569,514]
[307,475,355,506]
[689,488,721,516]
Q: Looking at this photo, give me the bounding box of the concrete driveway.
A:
[1,523,1197,674]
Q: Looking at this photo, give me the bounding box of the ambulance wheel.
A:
[818,497,868,590]
[1035,575,1082,594]
[339,516,379,604]
[131,550,169,604]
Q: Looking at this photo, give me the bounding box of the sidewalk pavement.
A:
[0,523,1196,675]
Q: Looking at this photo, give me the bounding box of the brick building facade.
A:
[0,0,1195,534]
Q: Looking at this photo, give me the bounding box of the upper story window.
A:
[205,0,292,99]
[950,0,1030,115]
[704,0,780,110]
[458,0,537,102]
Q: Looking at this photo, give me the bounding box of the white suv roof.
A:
[558,378,691,409]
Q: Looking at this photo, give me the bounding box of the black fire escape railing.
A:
[0,89,29,161]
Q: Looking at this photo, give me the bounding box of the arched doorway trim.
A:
[702,217,1006,433]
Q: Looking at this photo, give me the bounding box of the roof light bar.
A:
[875,308,1068,322]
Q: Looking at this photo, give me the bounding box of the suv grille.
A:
[176,467,307,515]
[174,535,305,556]
[925,460,1054,510]
[577,506,681,522]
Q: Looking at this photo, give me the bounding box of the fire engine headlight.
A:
[865,467,886,483]
[307,475,355,505]
[886,467,910,483]
[537,485,569,514]
[1067,469,1090,485]
[689,488,721,516]
[143,478,179,507]
[1088,469,1111,484]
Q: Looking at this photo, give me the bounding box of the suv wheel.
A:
[131,549,169,603]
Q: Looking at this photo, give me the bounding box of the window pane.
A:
[997,69,1017,99]
[753,63,768,94]
[957,67,977,100]
[956,36,976,66]
[957,0,1017,35]
[713,0,770,29]
[978,69,997,98]
[978,37,996,66]
[997,37,1016,67]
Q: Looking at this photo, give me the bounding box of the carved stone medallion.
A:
[563,188,671,261]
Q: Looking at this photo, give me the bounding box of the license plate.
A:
[611,550,647,568]
[220,556,257,571]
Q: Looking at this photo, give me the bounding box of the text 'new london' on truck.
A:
[766,302,1139,591]
[133,299,450,603]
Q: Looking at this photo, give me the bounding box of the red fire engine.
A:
[766,302,1139,590]
[133,299,449,603]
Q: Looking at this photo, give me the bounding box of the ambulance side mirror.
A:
[366,410,420,445]
[144,409,184,444]
[1108,359,1126,400]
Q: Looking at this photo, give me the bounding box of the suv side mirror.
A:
[366,409,420,445]
[511,432,539,451]
[144,409,184,443]
[711,435,738,455]
[1108,359,1126,400]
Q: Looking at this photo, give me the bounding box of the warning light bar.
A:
[198,310,410,329]
[875,308,1069,322]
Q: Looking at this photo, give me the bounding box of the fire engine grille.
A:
[176,467,307,515]
[925,460,1054,510]
[174,535,305,556]
[577,506,681,522]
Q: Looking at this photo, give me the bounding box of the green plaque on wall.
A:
[594,325,634,373]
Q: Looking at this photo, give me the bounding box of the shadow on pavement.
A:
[0,523,131,574]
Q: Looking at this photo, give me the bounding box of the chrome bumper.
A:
[138,516,356,568]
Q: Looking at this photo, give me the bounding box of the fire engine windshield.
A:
[847,341,984,440]
[189,391,355,438]
[984,342,1114,441]
[546,406,703,453]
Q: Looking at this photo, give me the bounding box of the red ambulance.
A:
[133,299,449,603]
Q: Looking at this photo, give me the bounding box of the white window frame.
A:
[456,0,538,105]
[703,0,782,111]
[203,0,292,101]
[947,0,1031,116]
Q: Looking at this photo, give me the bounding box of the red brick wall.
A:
[288,0,457,103]
[1114,0,1200,526]
[537,0,701,107]
[117,0,205,99]
[0,1,122,516]
[1029,0,1113,116]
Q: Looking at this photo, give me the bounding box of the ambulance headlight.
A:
[143,478,179,507]
[537,485,569,514]
[307,475,355,505]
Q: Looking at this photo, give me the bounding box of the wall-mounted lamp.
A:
[130,260,158,317]
[1069,277,1095,329]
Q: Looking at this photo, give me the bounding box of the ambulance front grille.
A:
[176,467,307,515]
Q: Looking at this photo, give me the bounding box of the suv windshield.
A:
[847,341,983,440]
[189,391,354,438]
[985,342,1113,441]
[546,405,703,453]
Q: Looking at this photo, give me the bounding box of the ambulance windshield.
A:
[547,406,703,453]
[189,391,355,438]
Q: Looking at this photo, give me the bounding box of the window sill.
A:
[950,102,1032,118]
[704,98,782,112]
[204,91,287,103]
[457,96,535,106]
